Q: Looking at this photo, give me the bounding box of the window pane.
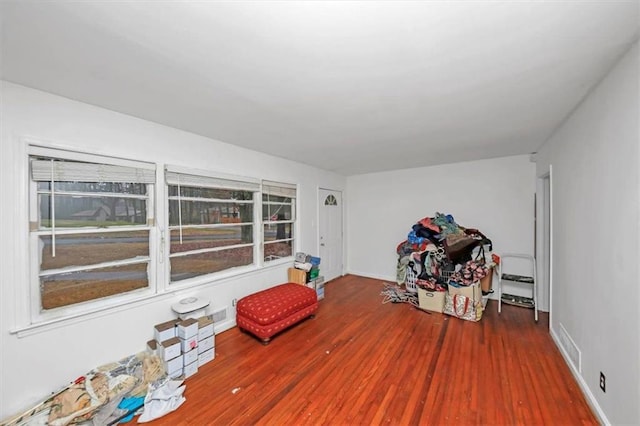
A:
[169,226,252,254]
[40,263,148,309]
[38,181,147,195]
[264,240,293,261]
[168,200,253,226]
[264,223,293,242]
[39,195,147,228]
[39,231,150,270]
[262,194,292,204]
[168,185,253,201]
[170,247,253,281]
[262,203,293,221]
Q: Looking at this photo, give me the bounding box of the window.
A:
[29,150,156,314]
[262,181,296,262]
[324,194,338,206]
[25,146,299,326]
[166,168,260,282]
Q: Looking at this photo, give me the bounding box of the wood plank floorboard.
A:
[150,275,597,425]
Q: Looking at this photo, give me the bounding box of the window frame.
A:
[27,145,157,323]
[21,145,301,329]
[261,180,297,263]
[164,166,261,286]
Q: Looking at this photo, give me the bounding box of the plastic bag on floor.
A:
[137,380,186,423]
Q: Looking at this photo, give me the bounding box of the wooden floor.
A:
[152,275,597,425]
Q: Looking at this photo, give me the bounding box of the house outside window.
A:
[166,168,260,282]
[29,148,156,317]
[262,181,296,262]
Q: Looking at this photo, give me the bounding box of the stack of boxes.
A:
[151,319,183,379]
[177,318,199,378]
[306,256,324,300]
[307,275,325,300]
[197,315,215,367]
[308,256,321,280]
[149,314,216,380]
[288,253,325,300]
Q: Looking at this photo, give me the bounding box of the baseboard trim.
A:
[550,327,609,425]
[346,270,396,283]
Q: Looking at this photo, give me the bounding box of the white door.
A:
[318,189,343,282]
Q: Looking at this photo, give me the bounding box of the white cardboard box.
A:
[154,319,179,343]
[177,318,199,339]
[158,337,181,361]
[198,335,215,354]
[168,368,183,379]
[180,335,198,353]
[146,339,158,355]
[184,360,198,378]
[198,348,215,367]
[198,315,214,340]
[183,348,198,366]
[164,354,183,375]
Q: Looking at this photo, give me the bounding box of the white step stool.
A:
[497,253,538,322]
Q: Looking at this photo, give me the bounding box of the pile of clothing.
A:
[396,212,495,293]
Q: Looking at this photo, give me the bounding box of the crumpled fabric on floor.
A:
[137,380,186,423]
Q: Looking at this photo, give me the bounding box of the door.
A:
[318,188,343,282]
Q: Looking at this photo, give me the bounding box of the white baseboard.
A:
[214,319,235,335]
[550,327,609,425]
[346,270,396,283]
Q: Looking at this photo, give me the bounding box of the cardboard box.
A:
[198,315,214,340]
[306,276,325,289]
[418,288,446,313]
[288,267,307,285]
[180,335,198,353]
[198,348,215,367]
[317,286,325,300]
[183,348,198,366]
[168,368,183,379]
[158,337,181,361]
[184,360,198,378]
[448,281,482,304]
[198,334,215,354]
[177,318,199,339]
[146,339,158,355]
[164,353,183,375]
[154,319,179,343]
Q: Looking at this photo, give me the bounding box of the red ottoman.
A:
[236,283,318,344]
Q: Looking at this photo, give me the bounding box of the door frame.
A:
[317,187,344,281]
[535,166,553,329]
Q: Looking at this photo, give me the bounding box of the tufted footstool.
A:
[236,283,318,344]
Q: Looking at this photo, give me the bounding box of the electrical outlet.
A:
[232,298,237,307]
[599,372,606,393]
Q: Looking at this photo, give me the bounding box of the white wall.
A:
[535,43,639,425]
[0,81,346,418]
[346,155,536,298]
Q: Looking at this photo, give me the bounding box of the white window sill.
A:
[11,258,294,338]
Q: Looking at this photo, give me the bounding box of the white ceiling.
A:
[2,1,638,175]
